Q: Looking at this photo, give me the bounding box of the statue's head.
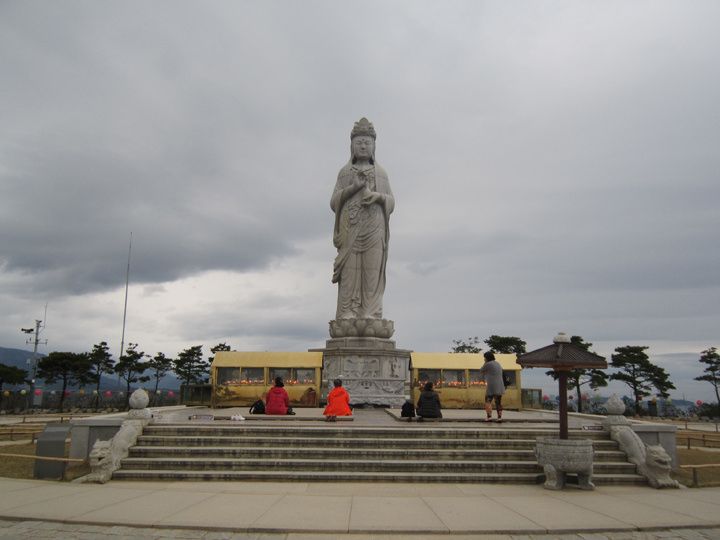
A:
[350,117,376,164]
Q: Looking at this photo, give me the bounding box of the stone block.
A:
[317,339,411,407]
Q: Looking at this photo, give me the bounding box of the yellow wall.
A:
[212,352,322,408]
[410,353,522,409]
[210,351,523,409]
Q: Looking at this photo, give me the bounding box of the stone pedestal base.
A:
[535,438,595,490]
[312,337,411,408]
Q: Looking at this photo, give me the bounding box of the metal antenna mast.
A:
[119,232,132,363]
[21,304,48,408]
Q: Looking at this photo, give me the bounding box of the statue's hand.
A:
[362,192,381,206]
[351,176,366,193]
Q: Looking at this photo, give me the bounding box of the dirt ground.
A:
[674,447,720,487]
[0,442,36,479]
[0,442,86,480]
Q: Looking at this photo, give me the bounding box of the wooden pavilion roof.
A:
[517,342,607,370]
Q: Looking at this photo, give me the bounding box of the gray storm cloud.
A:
[1,1,718,400]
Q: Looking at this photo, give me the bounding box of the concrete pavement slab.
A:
[156,492,283,530]
[5,486,147,521]
[672,489,720,505]
[0,483,89,511]
[546,491,710,529]
[456,484,548,497]
[422,495,544,533]
[348,495,446,533]
[494,494,631,532]
[162,481,311,495]
[250,494,352,533]
[614,491,720,522]
[92,480,175,492]
[73,490,215,526]
[304,481,465,497]
[0,478,42,493]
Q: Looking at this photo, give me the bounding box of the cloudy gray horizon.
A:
[1,1,718,402]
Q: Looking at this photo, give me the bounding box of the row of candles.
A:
[416,380,488,387]
[219,378,316,385]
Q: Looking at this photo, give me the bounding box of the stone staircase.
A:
[113,424,646,484]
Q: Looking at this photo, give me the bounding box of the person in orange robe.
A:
[323,379,352,421]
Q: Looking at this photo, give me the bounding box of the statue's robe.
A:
[331,163,394,319]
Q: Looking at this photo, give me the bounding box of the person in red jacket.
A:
[265,377,291,415]
[323,379,352,422]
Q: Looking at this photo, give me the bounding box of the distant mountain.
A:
[0,346,180,391]
[0,346,44,371]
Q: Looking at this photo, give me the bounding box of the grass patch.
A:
[0,442,82,480]
[674,448,720,487]
[0,442,36,479]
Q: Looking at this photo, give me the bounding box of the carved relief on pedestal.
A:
[322,350,410,406]
[335,355,406,381]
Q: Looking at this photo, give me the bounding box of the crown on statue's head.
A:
[351,117,376,140]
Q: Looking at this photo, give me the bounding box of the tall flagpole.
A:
[119,232,132,363]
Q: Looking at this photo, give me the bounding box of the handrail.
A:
[0,453,84,463]
[680,463,720,487]
[0,426,45,442]
[677,432,720,449]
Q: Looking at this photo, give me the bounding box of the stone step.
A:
[113,469,544,483]
[128,445,627,462]
[112,469,647,485]
[143,424,611,440]
[119,456,637,475]
[120,457,542,473]
[135,435,620,450]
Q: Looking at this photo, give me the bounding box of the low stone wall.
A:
[69,406,203,461]
[632,423,678,469]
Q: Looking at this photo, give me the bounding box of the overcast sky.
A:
[1,1,718,402]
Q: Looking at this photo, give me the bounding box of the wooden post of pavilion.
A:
[557,369,569,439]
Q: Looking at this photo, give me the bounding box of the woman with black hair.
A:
[416,381,442,421]
[265,376,292,415]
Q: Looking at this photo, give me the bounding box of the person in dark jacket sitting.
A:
[416,381,442,421]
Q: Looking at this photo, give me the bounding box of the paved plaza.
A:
[0,477,719,538]
[1,519,720,540]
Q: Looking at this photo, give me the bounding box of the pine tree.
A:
[88,341,114,409]
[114,343,150,409]
[173,345,209,389]
[0,364,28,409]
[484,335,527,355]
[450,337,482,353]
[37,352,92,411]
[147,352,173,406]
[695,347,720,407]
[609,345,675,414]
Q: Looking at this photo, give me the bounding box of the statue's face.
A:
[352,136,374,160]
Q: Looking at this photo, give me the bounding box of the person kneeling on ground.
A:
[265,377,295,415]
[323,379,352,422]
[416,381,442,421]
